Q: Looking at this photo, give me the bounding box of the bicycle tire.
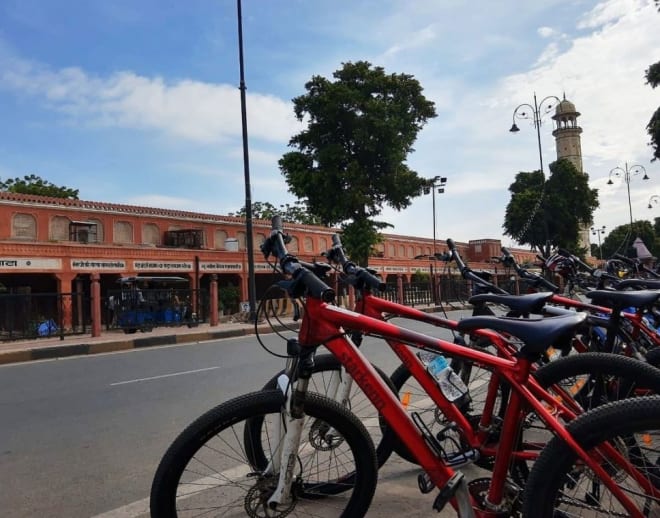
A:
[261,353,398,468]
[150,389,377,518]
[522,395,660,517]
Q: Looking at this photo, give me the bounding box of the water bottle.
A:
[422,353,470,404]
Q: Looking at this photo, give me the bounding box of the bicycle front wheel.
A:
[523,395,660,517]
[262,353,398,468]
[150,389,378,518]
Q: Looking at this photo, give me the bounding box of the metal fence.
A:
[0,292,91,342]
[0,288,209,342]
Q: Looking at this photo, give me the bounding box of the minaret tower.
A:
[552,95,583,172]
[551,95,589,249]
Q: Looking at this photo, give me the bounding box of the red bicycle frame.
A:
[296,296,655,516]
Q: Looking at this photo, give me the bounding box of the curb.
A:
[0,322,301,366]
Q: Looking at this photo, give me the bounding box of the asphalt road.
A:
[0,314,470,517]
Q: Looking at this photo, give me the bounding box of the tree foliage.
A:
[600,220,659,259]
[0,174,79,199]
[646,3,660,161]
[503,159,599,257]
[229,200,322,225]
[278,61,437,265]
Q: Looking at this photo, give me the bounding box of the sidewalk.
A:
[0,317,301,366]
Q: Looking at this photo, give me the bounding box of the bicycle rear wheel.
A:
[150,389,377,518]
[523,395,660,517]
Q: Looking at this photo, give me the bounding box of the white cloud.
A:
[538,26,557,38]
[0,51,302,145]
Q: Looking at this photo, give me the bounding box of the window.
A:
[303,236,314,252]
[12,213,36,240]
[50,216,70,241]
[237,231,246,250]
[142,223,160,245]
[69,221,98,243]
[319,237,328,252]
[164,229,205,248]
[214,230,227,249]
[289,236,299,253]
[114,221,134,244]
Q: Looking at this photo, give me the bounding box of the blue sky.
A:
[1,0,659,249]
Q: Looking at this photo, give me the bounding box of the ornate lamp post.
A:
[590,225,606,260]
[509,93,561,176]
[607,163,649,253]
[648,194,660,209]
[509,93,560,254]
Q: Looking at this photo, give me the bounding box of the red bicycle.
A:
[151,217,660,517]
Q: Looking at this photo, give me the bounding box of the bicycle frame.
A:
[295,295,656,516]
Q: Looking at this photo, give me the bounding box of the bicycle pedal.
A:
[444,448,479,468]
[417,471,434,494]
[432,471,465,512]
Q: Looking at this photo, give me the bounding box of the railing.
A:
[0,292,91,342]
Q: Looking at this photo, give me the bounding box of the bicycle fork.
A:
[267,343,316,510]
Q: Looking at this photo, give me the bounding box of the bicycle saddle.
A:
[456,312,586,357]
[468,292,554,315]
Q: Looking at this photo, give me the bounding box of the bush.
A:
[219,285,241,314]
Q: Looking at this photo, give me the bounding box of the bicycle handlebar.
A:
[557,247,595,275]
[326,235,387,291]
[261,217,335,302]
[446,238,508,295]
[501,246,559,293]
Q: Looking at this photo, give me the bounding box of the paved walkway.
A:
[0,317,302,365]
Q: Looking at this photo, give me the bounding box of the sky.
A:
[1,0,659,250]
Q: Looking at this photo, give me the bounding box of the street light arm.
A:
[537,95,561,115]
[511,103,537,123]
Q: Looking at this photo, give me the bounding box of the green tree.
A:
[0,174,79,199]
[279,61,437,265]
[503,159,599,257]
[229,200,322,225]
[600,220,658,259]
[646,1,660,161]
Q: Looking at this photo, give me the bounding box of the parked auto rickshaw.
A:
[113,276,198,333]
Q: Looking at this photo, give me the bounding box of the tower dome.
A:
[554,98,580,117]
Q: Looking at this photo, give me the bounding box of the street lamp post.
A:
[509,93,560,254]
[423,176,447,305]
[509,92,561,176]
[607,162,649,253]
[590,225,606,260]
[423,176,448,257]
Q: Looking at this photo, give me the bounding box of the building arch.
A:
[12,213,37,240]
[114,221,133,244]
[50,215,70,241]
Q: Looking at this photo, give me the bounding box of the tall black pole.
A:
[533,92,544,175]
[237,0,257,323]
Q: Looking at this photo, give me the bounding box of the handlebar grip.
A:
[271,215,283,231]
[332,234,342,246]
[447,238,456,250]
[501,246,512,258]
[296,268,335,302]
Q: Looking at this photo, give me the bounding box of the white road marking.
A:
[110,366,220,386]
